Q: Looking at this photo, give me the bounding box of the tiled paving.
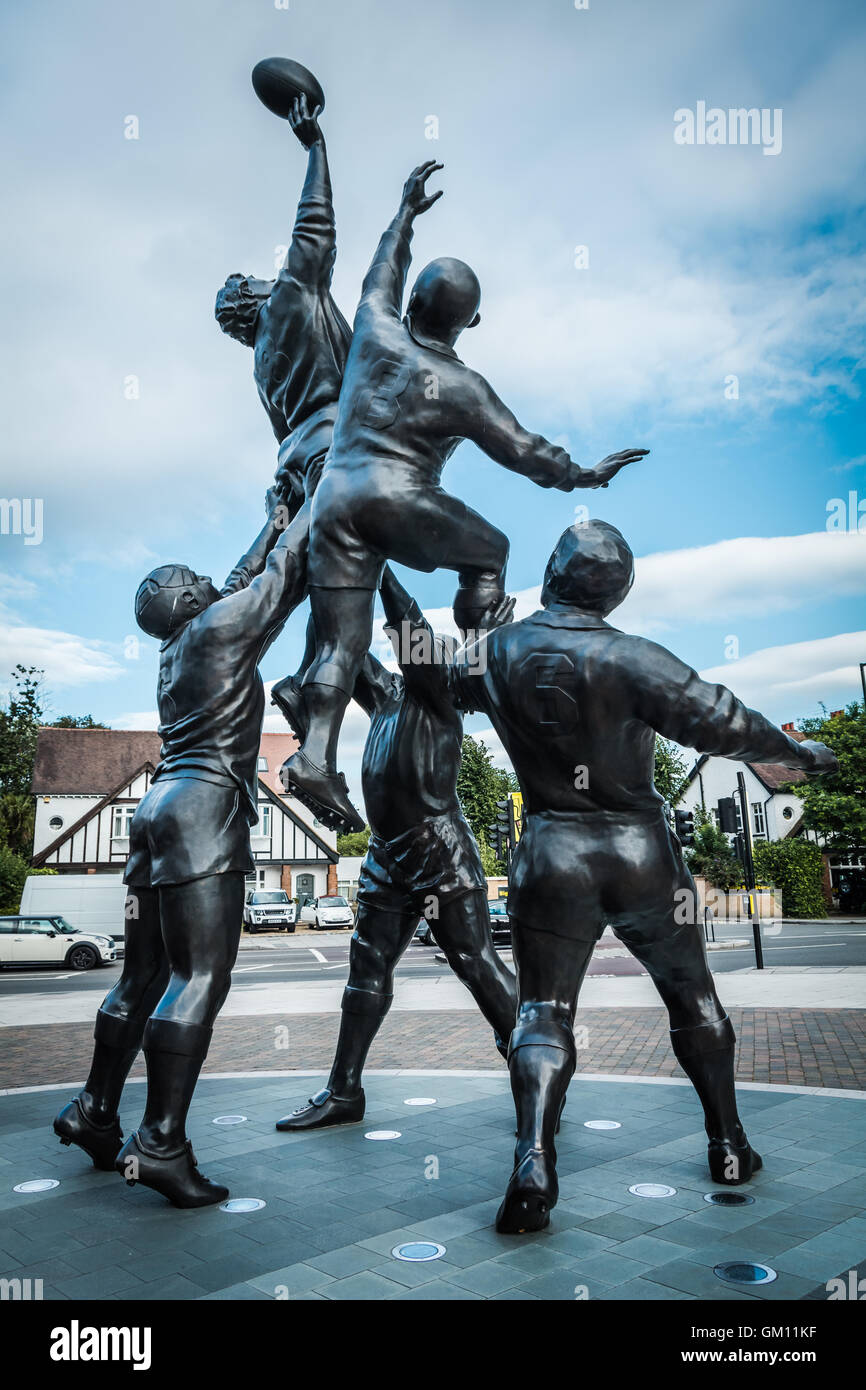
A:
[1,1074,864,1300]
[3,1007,866,1090]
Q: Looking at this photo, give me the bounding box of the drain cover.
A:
[628,1182,677,1199]
[704,1190,755,1206]
[219,1197,266,1213]
[584,1120,622,1130]
[404,1098,437,1106]
[213,1115,247,1126]
[715,1261,777,1285]
[391,1241,446,1262]
[365,1130,401,1141]
[13,1179,60,1194]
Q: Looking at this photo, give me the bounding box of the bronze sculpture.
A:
[274,568,518,1132]
[279,158,648,832]
[54,497,309,1207]
[442,519,838,1232]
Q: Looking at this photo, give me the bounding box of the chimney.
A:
[781,722,795,733]
[830,710,843,719]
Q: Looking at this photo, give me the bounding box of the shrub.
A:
[753,839,826,918]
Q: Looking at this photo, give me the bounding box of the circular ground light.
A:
[628,1182,677,1199]
[213,1115,247,1126]
[704,1190,755,1206]
[715,1261,777,1286]
[13,1179,60,1194]
[219,1197,266,1213]
[391,1241,446,1263]
[364,1130,401,1141]
[404,1098,437,1106]
[584,1120,622,1131]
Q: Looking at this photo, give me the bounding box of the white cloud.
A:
[460,531,866,637]
[700,631,865,712]
[0,621,123,688]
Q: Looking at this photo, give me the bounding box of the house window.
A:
[751,802,766,839]
[49,816,63,830]
[257,756,268,771]
[255,805,272,837]
[111,806,135,838]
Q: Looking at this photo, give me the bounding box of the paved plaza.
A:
[2,1072,864,1301]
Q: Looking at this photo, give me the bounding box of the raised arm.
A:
[635,640,837,774]
[219,489,290,597]
[355,161,443,324]
[462,377,649,492]
[277,95,336,289]
[211,500,311,647]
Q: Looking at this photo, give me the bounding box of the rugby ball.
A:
[251,58,325,119]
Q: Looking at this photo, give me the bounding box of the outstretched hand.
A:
[797,740,839,777]
[586,448,650,489]
[289,92,323,149]
[400,160,444,216]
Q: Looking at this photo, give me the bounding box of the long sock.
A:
[80,1045,139,1125]
[79,1008,148,1124]
[670,1018,742,1142]
[299,682,349,772]
[328,987,391,1096]
[510,1044,573,1163]
[138,1019,211,1155]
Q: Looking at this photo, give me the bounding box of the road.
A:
[1,919,865,1002]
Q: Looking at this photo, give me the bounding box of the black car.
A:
[414,901,511,948]
[487,899,511,945]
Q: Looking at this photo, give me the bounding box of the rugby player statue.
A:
[279,156,648,832]
[274,568,518,1132]
[443,519,838,1233]
[53,492,310,1207]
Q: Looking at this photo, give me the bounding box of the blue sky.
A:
[1,0,864,803]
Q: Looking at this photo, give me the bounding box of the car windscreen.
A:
[319,897,347,907]
[53,918,79,933]
[251,893,289,904]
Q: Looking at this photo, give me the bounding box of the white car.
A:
[243,890,297,933]
[300,895,355,930]
[0,915,120,971]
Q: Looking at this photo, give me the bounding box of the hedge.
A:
[753,840,826,919]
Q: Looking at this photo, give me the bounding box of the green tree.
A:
[685,808,743,891]
[0,845,54,914]
[786,703,866,857]
[753,839,826,919]
[653,737,690,806]
[336,826,371,856]
[49,714,110,729]
[0,666,44,797]
[457,734,516,873]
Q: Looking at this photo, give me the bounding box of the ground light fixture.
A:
[365,1130,401,1140]
[391,1242,447,1262]
[628,1182,677,1198]
[219,1197,266,1213]
[714,1261,777,1286]
[13,1179,60,1193]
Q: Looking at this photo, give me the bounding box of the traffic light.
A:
[486,820,504,859]
[674,808,696,846]
[495,799,511,859]
[717,797,739,834]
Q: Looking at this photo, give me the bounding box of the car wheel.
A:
[67,945,99,972]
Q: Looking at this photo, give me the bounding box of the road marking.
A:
[721,943,845,953]
[308,948,328,963]
[232,964,274,974]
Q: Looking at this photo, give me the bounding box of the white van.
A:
[19,874,129,941]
